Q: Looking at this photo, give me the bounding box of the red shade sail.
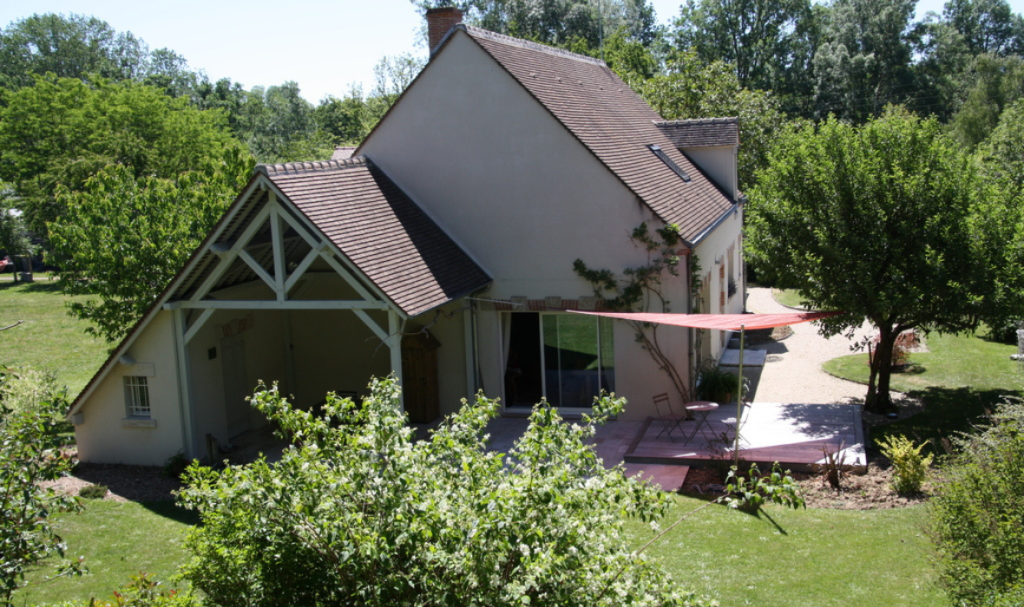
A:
[568,311,844,330]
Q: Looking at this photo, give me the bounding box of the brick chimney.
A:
[427,6,463,56]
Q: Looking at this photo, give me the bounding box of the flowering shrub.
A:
[178,377,715,607]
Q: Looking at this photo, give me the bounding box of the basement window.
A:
[649,144,691,182]
[124,376,151,418]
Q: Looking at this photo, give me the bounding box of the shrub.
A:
[868,330,920,368]
[178,377,715,607]
[930,400,1024,606]
[0,380,83,605]
[78,484,109,499]
[877,434,932,495]
[724,462,805,512]
[0,367,71,434]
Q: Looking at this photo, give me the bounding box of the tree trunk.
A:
[865,327,897,414]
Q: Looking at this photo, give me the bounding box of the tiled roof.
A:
[462,26,735,243]
[261,157,491,317]
[655,117,740,149]
[331,146,356,160]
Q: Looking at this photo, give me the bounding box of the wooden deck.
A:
[624,402,866,473]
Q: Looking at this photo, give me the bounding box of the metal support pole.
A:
[734,325,745,469]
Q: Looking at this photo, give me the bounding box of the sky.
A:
[0,0,1019,104]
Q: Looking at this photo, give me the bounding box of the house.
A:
[68,8,746,465]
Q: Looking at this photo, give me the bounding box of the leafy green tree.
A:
[315,88,371,145]
[48,148,254,342]
[0,75,241,236]
[745,107,1023,413]
[0,187,29,259]
[976,97,1024,190]
[179,377,714,606]
[950,53,1024,147]
[0,13,147,89]
[411,0,657,51]
[0,374,83,606]
[944,0,1024,56]
[670,0,813,92]
[811,0,919,121]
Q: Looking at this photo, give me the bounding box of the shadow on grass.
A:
[871,386,1022,453]
[0,278,63,294]
[140,501,201,526]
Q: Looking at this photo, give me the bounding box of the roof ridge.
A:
[257,155,369,177]
[462,25,607,67]
[654,117,739,126]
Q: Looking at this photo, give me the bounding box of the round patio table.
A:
[683,401,719,445]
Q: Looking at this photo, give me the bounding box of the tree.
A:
[811,0,920,122]
[0,372,83,606]
[976,97,1024,191]
[670,0,813,92]
[949,53,1024,147]
[745,107,1023,413]
[944,0,1024,57]
[0,13,147,89]
[47,148,253,342]
[178,377,715,606]
[410,0,657,52]
[0,187,29,260]
[0,74,241,235]
[0,75,240,236]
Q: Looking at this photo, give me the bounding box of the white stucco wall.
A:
[74,311,184,465]
[360,30,700,420]
[683,146,738,200]
[694,206,745,361]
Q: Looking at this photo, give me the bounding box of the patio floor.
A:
[623,401,866,473]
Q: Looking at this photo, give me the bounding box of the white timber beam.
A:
[193,205,272,302]
[183,308,216,345]
[172,309,196,458]
[165,300,391,310]
[269,203,287,301]
[238,249,278,291]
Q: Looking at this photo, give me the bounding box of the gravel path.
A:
[744,287,877,405]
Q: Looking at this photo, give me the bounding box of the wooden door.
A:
[401,331,441,423]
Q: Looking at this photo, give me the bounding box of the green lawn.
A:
[21,493,944,607]
[631,497,946,607]
[771,288,806,309]
[823,331,1023,448]
[16,500,197,606]
[0,273,109,394]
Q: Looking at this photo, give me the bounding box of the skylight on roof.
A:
[648,144,691,182]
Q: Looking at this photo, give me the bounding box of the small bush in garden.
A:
[877,434,932,495]
[930,400,1024,606]
[868,330,919,368]
[178,377,716,606]
[78,484,108,499]
[161,451,189,479]
[88,572,198,607]
[724,462,805,512]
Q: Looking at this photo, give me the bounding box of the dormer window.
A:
[648,144,691,182]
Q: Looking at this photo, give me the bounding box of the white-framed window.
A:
[124,376,151,418]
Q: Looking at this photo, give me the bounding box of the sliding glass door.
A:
[504,312,614,408]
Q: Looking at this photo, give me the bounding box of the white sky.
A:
[0,0,1016,104]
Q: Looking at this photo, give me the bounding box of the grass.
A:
[21,494,945,607]
[16,500,197,606]
[0,273,109,395]
[631,497,946,607]
[771,288,806,309]
[823,331,1023,448]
